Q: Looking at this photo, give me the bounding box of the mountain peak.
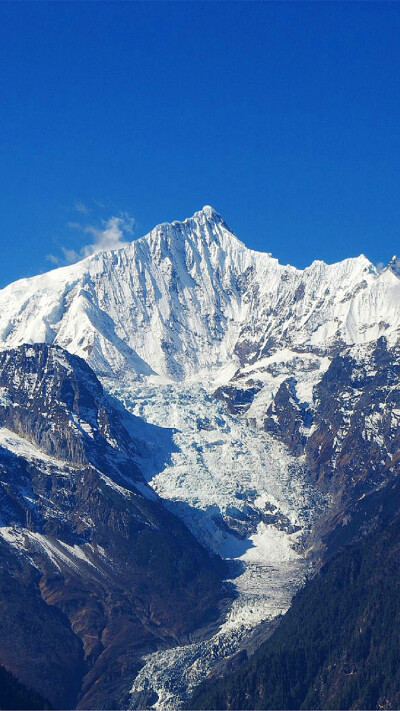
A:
[190,205,229,229]
[193,205,219,219]
[153,205,228,237]
[0,207,398,383]
[150,204,237,251]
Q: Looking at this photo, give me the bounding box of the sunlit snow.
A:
[107,381,324,709]
[0,206,398,707]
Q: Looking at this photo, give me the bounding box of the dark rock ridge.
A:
[263,377,312,456]
[306,338,400,498]
[0,344,224,709]
[0,343,142,476]
[214,384,263,415]
[304,339,400,559]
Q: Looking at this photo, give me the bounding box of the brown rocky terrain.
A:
[0,344,225,709]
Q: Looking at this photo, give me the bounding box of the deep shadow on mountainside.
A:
[188,484,400,710]
[0,663,52,710]
[0,343,225,710]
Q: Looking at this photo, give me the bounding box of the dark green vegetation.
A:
[189,510,400,710]
[0,664,51,710]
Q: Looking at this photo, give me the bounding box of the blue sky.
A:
[1,1,400,287]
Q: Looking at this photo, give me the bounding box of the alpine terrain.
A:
[0,206,399,709]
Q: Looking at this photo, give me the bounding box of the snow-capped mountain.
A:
[0,207,399,709]
[0,206,398,383]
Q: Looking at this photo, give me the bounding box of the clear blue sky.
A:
[1,1,400,287]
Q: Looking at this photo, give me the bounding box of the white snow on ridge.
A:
[0,427,72,467]
[0,526,102,576]
[0,206,398,707]
[0,206,398,383]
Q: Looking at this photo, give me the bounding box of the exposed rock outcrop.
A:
[0,344,224,709]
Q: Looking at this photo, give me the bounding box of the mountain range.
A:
[0,206,398,382]
[0,206,399,709]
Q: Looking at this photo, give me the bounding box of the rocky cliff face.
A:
[0,344,224,709]
[254,339,400,491]
[241,338,400,555]
[306,338,400,494]
[0,343,142,474]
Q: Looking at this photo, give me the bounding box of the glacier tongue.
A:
[107,380,324,709]
[128,557,305,710]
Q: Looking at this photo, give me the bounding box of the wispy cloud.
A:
[81,214,134,256]
[74,201,90,215]
[47,213,134,266]
[46,253,60,265]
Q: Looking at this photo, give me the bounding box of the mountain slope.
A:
[0,208,399,709]
[188,492,400,711]
[0,663,52,710]
[0,343,223,709]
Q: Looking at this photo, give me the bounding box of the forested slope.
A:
[189,509,400,710]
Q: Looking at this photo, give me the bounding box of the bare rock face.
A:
[0,343,142,471]
[263,378,312,456]
[304,338,400,499]
[0,344,224,709]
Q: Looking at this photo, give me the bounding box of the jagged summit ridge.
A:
[0,207,398,381]
[387,254,400,276]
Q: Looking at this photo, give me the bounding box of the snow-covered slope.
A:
[0,206,399,382]
[0,207,399,708]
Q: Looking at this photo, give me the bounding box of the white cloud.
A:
[46,254,60,265]
[81,214,134,257]
[46,213,135,267]
[61,247,80,263]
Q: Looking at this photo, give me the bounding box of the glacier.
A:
[110,380,324,708]
[0,205,399,708]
